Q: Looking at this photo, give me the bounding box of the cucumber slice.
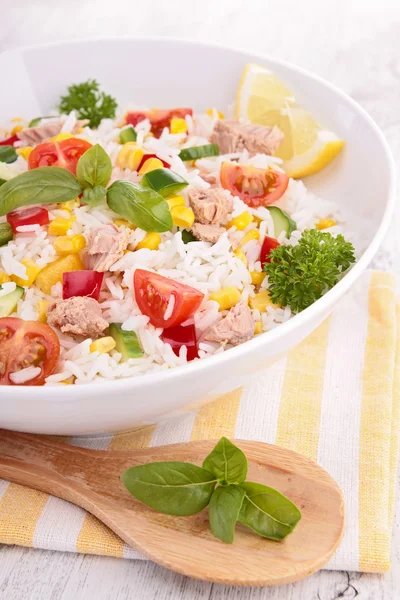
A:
[179,144,219,161]
[267,206,297,238]
[109,323,143,359]
[0,285,24,317]
[120,126,137,144]
[141,168,188,198]
[0,223,13,246]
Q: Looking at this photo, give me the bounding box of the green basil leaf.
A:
[202,437,248,485]
[0,167,82,216]
[238,482,301,540]
[0,179,6,187]
[82,185,107,207]
[28,116,52,127]
[107,180,173,232]
[181,229,196,244]
[0,146,18,164]
[209,485,246,543]
[76,143,112,189]
[121,462,217,516]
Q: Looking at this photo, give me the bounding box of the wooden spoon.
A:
[0,429,344,586]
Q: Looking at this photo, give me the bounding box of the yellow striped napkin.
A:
[0,270,398,573]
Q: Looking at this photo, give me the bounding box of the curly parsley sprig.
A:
[264,229,356,313]
[59,79,117,128]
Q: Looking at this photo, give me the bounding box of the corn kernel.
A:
[11,258,41,287]
[0,273,11,284]
[53,234,86,256]
[90,336,117,354]
[11,117,24,123]
[136,232,162,251]
[250,271,266,286]
[35,254,84,295]
[36,300,51,323]
[205,108,225,119]
[62,198,80,211]
[166,195,185,210]
[227,211,253,231]
[48,217,76,236]
[209,287,241,311]
[17,146,33,161]
[234,248,247,266]
[240,229,260,247]
[317,218,336,230]
[139,157,164,175]
[11,124,24,135]
[114,219,135,230]
[254,322,263,335]
[117,143,144,171]
[61,379,72,385]
[170,118,188,134]
[51,133,74,142]
[249,291,280,312]
[171,206,195,228]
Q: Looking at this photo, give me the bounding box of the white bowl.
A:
[0,38,395,435]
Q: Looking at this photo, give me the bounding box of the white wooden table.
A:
[1,0,400,597]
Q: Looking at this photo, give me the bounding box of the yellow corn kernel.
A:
[17,146,33,161]
[139,157,164,175]
[227,211,253,231]
[240,229,260,247]
[136,232,162,251]
[250,271,266,286]
[61,379,72,385]
[117,143,144,171]
[62,198,80,211]
[53,234,86,256]
[90,336,117,354]
[171,206,195,228]
[11,117,24,123]
[36,300,51,323]
[11,258,41,287]
[0,273,11,284]
[234,248,247,266]
[170,118,188,134]
[114,219,135,230]
[209,287,241,311]
[254,322,263,335]
[166,195,185,210]
[11,124,24,135]
[35,254,84,295]
[48,217,76,236]
[317,218,337,230]
[205,108,225,119]
[249,291,280,312]
[51,133,74,142]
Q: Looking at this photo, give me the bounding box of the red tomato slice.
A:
[220,162,289,208]
[7,206,49,233]
[260,236,280,266]
[0,317,60,386]
[0,134,19,147]
[161,324,198,361]
[137,153,171,171]
[63,271,104,301]
[126,108,193,138]
[134,269,204,328]
[28,138,92,174]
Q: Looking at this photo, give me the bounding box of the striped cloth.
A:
[0,270,398,573]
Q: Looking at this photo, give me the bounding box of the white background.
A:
[1,0,400,597]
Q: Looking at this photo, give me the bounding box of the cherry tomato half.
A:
[28,138,92,175]
[126,108,193,138]
[161,324,199,361]
[137,153,171,171]
[7,206,49,233]
[260,236,280,266]
[63,271,104,301]
[134,269,204,329]
[0,317,60,386]
[220,162,289,208]
[0,134,19,147]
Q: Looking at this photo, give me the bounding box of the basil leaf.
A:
[28,116,52,127]
[76,143,112,189]
[0,146,18,164]
[238,482,301,540]
[82,185,107,207]
[0,179,6,187]
[0,167,82,216]
[121,462,217,516]
[107,180,173,232]
[181,229,196,244]
[209,485,245,543]
[202,437,248,485]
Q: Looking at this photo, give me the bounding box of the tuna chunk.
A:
[47,297,109,340]
[188,188,231,225]
[85,224,130,272]
[191,223,227,244]
[203,302,255,346]
[18,118,89,146]
[211,120,284,156]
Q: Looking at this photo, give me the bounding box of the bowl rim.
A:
[1,36,397,399]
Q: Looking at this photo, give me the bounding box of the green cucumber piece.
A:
[141,168,188,198]
[109,323,143,359]
[179,144,219,161]
[120,126,137,144]
[267,206,297,238]
[0,223,13,246]
[181,229,196,244]
[0,146,18,164]
[0,285,24,317]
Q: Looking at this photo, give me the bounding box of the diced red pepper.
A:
[260,236,280,266]
[0,134,19,147]
[161,323,198,361]
[62,270,104,301]
[7,207,50,232]
[126,108,193,138]
[137,153,171,171]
